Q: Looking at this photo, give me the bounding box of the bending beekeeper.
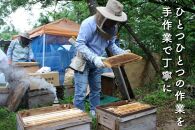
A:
[72,0,128,116]
[7,32,35,64]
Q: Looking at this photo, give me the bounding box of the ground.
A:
[0,77,194,130]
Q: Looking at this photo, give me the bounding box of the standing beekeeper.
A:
[71,0,128,116]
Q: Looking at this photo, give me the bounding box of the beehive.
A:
[96,100,156,130]
[17,104,91,130]
[15,62,40,73]
[0,87,9,106]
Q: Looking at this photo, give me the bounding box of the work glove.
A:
[93,56,106,68]
[125,49,131,53]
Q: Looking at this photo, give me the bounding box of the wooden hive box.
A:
[26,88,56,109]
[101,72,116,96]
[96,100,157,130]
[17,104,92,130]
[15,62,40,73]
[0,87,9,106]
[29,71,60,87]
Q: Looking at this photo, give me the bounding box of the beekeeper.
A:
[72,0,128,116]
[7,32,34,64]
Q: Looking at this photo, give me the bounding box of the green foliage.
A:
[142,90,174,106]
[0,107,16,130]
[34,1,89,27]
[92,117,97,130]
[59,95,74,104]
[183,125,195,130]
[0,26,18,40]
[182,99,195,109]
[85,101,90,112]
[35,13,51,26]
[183,126,195,130]
[185,75,195,84]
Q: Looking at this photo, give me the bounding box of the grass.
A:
[0,76,194,130]
[141,90,174,106]
[183,126,195,130]
[59,95,73,104]
[181,99,195,109]
[0,108,16,130]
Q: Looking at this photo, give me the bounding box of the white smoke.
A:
[0,48,58,105]
[0,62,57,99]
[24,76,57,97]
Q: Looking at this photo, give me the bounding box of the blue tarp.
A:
[31,34,75,85]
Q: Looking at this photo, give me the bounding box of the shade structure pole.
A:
[42,34,46,67]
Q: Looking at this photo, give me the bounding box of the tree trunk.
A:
[86,0,97,15]
[123,23,160,73]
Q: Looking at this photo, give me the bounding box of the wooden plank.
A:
[28,89,51,97]
[29,71,60,86]
[97,124,111,130]
[119,113,156,130]
[103,53,142,68]
[63,123,90,130]
[118,109,157,122]
[0,87,9,106]
[17,114,25,130]
[6,82,29,111]
[18,104,73,117]
[15,62,39,67]
[0,87,9,93]
[96,109,117,130]
[27,89,55,109]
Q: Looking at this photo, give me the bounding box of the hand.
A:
[125,49,131,53]
[8,59,12,65]
[93,57,106,68]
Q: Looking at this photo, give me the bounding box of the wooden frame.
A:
[17,104,92,130]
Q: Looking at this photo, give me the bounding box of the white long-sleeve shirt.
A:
[75,15,125,63]
[7,39,34,62]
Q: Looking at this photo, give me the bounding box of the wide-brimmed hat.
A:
[19,32,32,40]
[96,0,127,22]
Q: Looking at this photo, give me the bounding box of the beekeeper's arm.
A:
[75,21,105,68]
[29,46,35,62]
[107,36,126,55]
[6,40,16,64]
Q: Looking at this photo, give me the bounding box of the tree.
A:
[33,1,90,27]
[0,25,18,40]
[0,0,194,73]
